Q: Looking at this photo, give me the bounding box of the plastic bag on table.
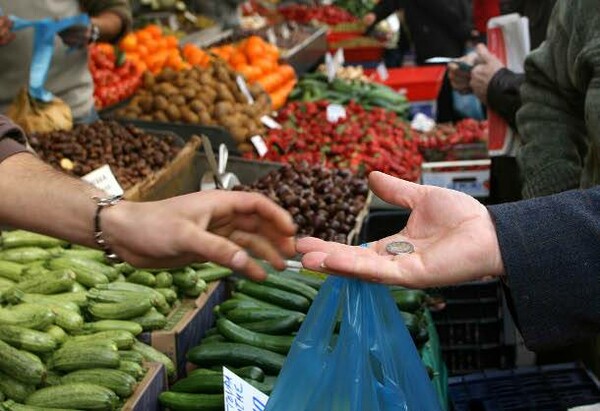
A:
[265,276,441,411]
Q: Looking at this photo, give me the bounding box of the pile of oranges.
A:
[119,25,190,74]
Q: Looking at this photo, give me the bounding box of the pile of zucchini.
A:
[0,230,233,410]
[159,267,432,411]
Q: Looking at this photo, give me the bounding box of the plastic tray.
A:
[364,66,446,101]
[449,363,600,410]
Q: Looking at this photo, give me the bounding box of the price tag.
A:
[261,115,281,129]
[280,24,291,40]
[250,135,268,157]
[266,27,277,45]
[326,104,347,123]
[236,75,255,104]
[223,366,269,411]
[168,15,179,31]
[82,165,124,197]
[325,52,335,83]
[334,48,345,67]
[376,62,389,81]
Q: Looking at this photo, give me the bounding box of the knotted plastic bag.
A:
[265,276,441,411]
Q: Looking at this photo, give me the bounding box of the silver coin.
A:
[385,241,415,255]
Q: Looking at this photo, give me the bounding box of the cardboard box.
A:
[122,362,167,411]
[421,159,491,198]
[137,280,229,379]
[125,135,201,202]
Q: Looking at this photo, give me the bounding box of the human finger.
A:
[296,237,372,256]
[229,213,296,256]
[229,230,289,271]
[368,171,427,210]
[227,192,296,236]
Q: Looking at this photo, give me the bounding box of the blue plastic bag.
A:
[9,13,89,102]
[265,276,442,411]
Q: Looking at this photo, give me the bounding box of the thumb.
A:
[368,171,426,210]
[475,43,495,62]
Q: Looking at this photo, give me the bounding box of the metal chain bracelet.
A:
[92,194,123,263]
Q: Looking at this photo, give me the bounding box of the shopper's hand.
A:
[102,190,297,280]
[363,13,376,27]
[297,172,505,288]
[58,24,92,48]
[469,43,504,104]
[0,16,15,46]
[448,50,478,94]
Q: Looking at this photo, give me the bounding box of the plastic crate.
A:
[358,209,410,244]
[449,363,600,411]
[364,66,446,101]
[327,33,384,63]
[436,318,504,347]
[432,298,502,322]
[430,279,502,301]
[442,344,515,376]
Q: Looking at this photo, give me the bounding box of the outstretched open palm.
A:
[298,172,504,287]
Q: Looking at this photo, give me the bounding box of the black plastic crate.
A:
[449,363,600,411]
[358,210,410,244]
[437,318,504,347]
[442,344,515,376]
[430,279,502,301]
[432,298,502,322]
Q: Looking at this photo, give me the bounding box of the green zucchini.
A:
[50,305,84,332]
[26,383,119,410]
[201,335,227,344]
[240,314,304,335]
[236,280,310,311]
[117,360,145,380]
[131,341,175,378]
[50,344,119,372]
[126,270,156,287]
[117,350,144,365]
[61,369,137,398]
[0,371,35,402]
[159,392,224,411]
[216,318,293,354]
[155,272,173,288]
[172,268,199,290]
[44,325,67,344]
[0,304,55,330]
[0,261,25,282]
[20,291,87,307]
[10,269,75,295]
[224,308,299,323]
[129,308,167,331]
[0,231,67,249]
[0,340,45,385]
[87,298,153,320]
[0,247,50,264]
[183,279,207,298]
[155,287,177,304]
[231,291,284,309]
[68,330,135,350]
[0,325,57,353]
[48,258,110,287]
[81,320,143,336]
[195,265,232,283]
[187,343,285,374]
[1,399,77,410]
[262,273,318,300]
[60,248,106,263]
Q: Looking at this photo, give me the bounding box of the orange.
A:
[145,24,162,38]
[120,33,137,52]
[136,30,153,45]
[137,44,149,57]
[165,35,179,48]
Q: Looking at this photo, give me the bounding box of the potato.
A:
[230,126,248,143]
[214,101,234,118]
[157,83,179,96]
[139,97,153,112]
[154,110,169,122]
[154,96,169,111]
[172,95,186,106]
[166,105,182,121]
[139,115,153,121]
[157,68,176,82]
[238,142,254,153]
[199,112,212,125]
[199,73,213,85]
[143,72,155,88]
[190,99,206,113]
[181,107,199,123]
[182,88,196,100]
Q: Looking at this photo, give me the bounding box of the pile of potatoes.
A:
[116,61,271,151]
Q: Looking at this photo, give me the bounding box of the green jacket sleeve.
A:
[516,0,600,199]
[80,0,132,40]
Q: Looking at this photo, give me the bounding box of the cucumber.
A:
[0,247,50,264]
[117,350,144,365]
[87,298,153,320]
[159,392,224,411]
[0,231,67,249]
[69,330,135,350]
[224,308,298,323]
[1,399,77,410]
[61,369,137,398]
[201,334,227,344]
[50,305,84,332]
[217,318,294,354]
[262,273,318,300]
[126,270,156,287]
[187,343,285,374]
[10,269,75,295]
[231,291,292,309]
[20,292,87,307]
[0,371,35,402]
[26,383,119,410]
[391,289,426,312]
[205,366,265,382]
[60,248,106,263]
[0,304,55,330]
[183,279,207,298]
[240,314,304,335]
[286,269,325,289]
[172,268,199,290]
[195,266,232,283]
[0,261,25,282]
[0,340,45,385]
[50,344,120,372]
[86,289,149,304]
[129,308,167,331]
[92,283,170,314]
[155,287,177,304]
[117,360,145,380]
[247,376,275,395]
[49,258,110,287]
[170,373,224,394]
[131,341,175,378]
[236,280,310,311]
[81,320,143,336]
[155,272,173,288]
[218,299,271,313]
[0,325,57,353]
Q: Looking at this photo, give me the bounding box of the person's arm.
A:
[80,0,132,42]
[413,0,472,42]
[0,116,28,162]
[364,0,405,31]
[516,0,600,199]
[486,69,524,130]
[0,153,296,280]
[489,187,600,350]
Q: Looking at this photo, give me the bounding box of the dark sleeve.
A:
[79,0,133,41]
[488,186,600,351]
[486,68,525,130]
[370,0,405,26]
[414,0,472,42]
[0,116,28,163]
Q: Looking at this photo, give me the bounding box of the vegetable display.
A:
[116,62,271,151]
[29,121,181,189]
[210,36,297,110]
[278,4,357,25]
[89,43,142,110]
[415,119,489,160]
[233,163,369,243]
[333,0,376,18]
[290,73,409,116]
[245,101,422,182]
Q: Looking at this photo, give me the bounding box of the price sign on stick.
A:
[223,367,269,411]
[236,75,255,104]
[250,135,268,157]
[82,165,124,196]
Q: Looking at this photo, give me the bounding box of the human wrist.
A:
[92,196,131,262]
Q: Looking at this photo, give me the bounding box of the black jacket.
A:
[487,0,557,128]
[369,0,472,65]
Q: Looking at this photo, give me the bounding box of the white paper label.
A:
[250,135,268,157]
[325,52,335,83]
[280,24,290,40]
[82,165,124,197]
[266,28,277,45]
[326,104,347,123]
[334,48,345,67]
[223,367,269,411]
[236,75,255,104]
[261,115,281,129]
[376,62,389,81]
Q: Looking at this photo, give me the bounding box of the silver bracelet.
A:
[93,194,123,263]
[89,23,100,43]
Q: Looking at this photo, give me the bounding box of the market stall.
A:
[2,2,600,411]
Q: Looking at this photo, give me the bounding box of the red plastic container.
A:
[327,32,384,63]
[364,66,447,101]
